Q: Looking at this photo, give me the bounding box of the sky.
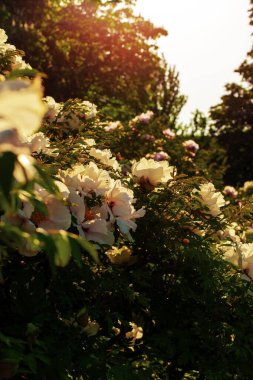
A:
[134,0,252,124]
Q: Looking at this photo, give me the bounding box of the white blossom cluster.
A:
[55,99,98,130]
[0,29,31,70]
[0,28,147,255]
[218,229,253,280]
[1,27,252,289]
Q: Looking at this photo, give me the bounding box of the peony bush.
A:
[1,29,253,379]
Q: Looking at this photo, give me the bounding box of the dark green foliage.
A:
[0,0,182,121]
[210,0,253,185]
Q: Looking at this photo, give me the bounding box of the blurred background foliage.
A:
[210,0,253,186]
[0,0,185,123]
[2,0,253,186]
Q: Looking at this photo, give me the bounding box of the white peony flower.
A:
[104,121,122,132]
[0,78,46,138]
[11,55,32,70]
[106,179,135,217]
[89,148,119,171]
[105,179,145,238]
[25,132,57,156]
[82,138,96,147]
[57,100,97,130]
[78,218,114,246]
[0,29,8,45]
[194,182,225,217]
[220,244,239,267]
[217,224,240,243]
[240,243,253,279]
[132,157,174,188]
[221,242,253,279]
[243,181,253,195]
[43,96,61,120]
[60,162,112,196]
[0,43,16,54]
[81,101,97,119]
[25,181,71,231]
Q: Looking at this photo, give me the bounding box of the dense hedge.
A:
[0,28,253,380]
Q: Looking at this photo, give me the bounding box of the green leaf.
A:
[0,152,16,205]
[32,197,49,217]
[25,354,37,373]
[69,237,83,268]
[53,231,71,267]
[8,68,39,79]
[34,164,59,195]
[75,235,100,264]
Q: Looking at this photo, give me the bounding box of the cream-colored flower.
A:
[0,43,15,54]
[24,181,71,231]
[220,244,239,267]
[67,188,86,224]
[89,148,119,171]
[243,181,253,195]
[105,179,145,238]
[81,101,97,119]
[194,183,225,217]
[106,246,133,265]
[11,55,32,70]
[0,29,8,44]
[220,242,253,279]
[25,132,57,156]
[106,179,134,216]
[67,189,115,245]
[78,218,114,246]
[82,138,96,147]
[43,96,61,120]
[217,223,241,243]
[0,78,46,138]
[115,205,145,240]
[132,158,174,187]
[104,121,122,132]
[240,243,253,279]
[57,100,97,130]
[60,162,112,196]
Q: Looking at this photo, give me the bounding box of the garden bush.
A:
[0,29,253,380]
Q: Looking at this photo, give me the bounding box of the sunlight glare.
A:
[135,0,252,124]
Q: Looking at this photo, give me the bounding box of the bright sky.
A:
[135,0,252,124]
